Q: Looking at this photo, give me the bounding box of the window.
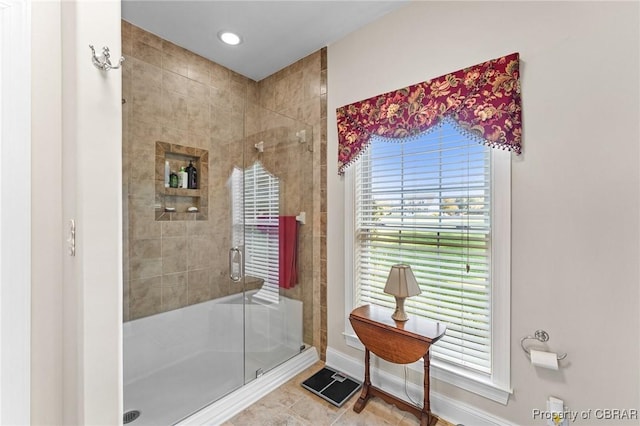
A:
[230,162,281,303]
[345,119,511,403]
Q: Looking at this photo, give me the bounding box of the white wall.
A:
[30,0,122,423]
[327,2,639,425]
[1,0,31,423]
[60,0,123,423]
[31,0,63,423]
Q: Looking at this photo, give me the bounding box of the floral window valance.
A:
[336,52,522,175]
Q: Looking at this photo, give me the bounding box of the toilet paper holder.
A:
[520,330,567,361]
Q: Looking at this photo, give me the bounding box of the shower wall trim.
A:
[178,347,319,425]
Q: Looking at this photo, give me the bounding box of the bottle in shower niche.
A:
[179,166,188,189]
[164,160,170,187]
[186,160,197,189]
[169,170,179,188]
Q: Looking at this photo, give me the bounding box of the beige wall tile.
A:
[131,24,163,49]
[131,239,161,259]
[132,40,162,68]
[162,236,187,257]
[130,257,162,280]
[187,236,215,270]
[210,63,230,90]
[187,269,211,304]
[130,276,162,319]
[122,28,133,56]
[161,220,186,237]
[187,99,210,134]
[162,89,188,130]
[132,84,163,126]
[121,19,132,39]
[303,67,321,100]
[129,180,155,201]
[287,71,304,101]
[187,131,209,150]
[187,80,210,104]
[131,216,162,240]
[130,120,163,144]
[187,221,213,236]
[211,273,231,299]
[162,255,187,274]
[228,92,245,117]
[161,272,188,311]
[161,127,188,145]
[130,57,162,89]
[210,85,230,109]
[129,193,154,213]
[163,70,189,95]
[162,236,188,273]
[258,83,276,111]
[286,57,305,76]
[161,40,190,62]
[163,52,188,77]
[131,155,155,183]
[187,54,210,85]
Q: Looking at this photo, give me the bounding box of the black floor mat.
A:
[301,367,362,407]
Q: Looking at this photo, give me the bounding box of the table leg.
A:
[420,354,433,426]
[353,348,371,413]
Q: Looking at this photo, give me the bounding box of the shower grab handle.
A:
[229,247,243,282]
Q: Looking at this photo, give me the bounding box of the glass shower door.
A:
[240,105,312,383]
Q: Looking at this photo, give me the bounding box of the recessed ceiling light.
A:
[218,31,242,46]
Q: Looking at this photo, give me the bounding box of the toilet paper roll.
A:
[530,349,559,370]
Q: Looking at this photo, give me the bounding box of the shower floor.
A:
[124,345,299,426]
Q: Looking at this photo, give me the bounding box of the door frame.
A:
[0,0,31,423]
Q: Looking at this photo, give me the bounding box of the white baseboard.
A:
[326,346,514,426]
[179,347,319,425]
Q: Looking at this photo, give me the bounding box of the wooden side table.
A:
[349,304,446,426]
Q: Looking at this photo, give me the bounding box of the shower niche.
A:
[155,141,209,221]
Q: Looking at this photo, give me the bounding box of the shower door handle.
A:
[229,247,243,282]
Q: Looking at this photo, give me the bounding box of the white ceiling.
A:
[121,1,409,81]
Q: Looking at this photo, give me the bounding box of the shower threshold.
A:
[176,346,319,425]
[124,346,316,426]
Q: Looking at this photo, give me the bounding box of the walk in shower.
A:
[121,19,319,425]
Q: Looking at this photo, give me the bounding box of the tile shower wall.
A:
[250,52,327,356]
[122,21,326,357]
[122,20,245,321]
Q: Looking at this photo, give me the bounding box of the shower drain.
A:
[123,410,140,424]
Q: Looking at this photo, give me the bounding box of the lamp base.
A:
[391,296,409,322]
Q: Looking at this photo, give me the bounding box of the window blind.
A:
[354,121,492,374]
[243,163,280,303]
[230,168,244,249]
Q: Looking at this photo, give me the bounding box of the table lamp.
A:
[384,264,421,321]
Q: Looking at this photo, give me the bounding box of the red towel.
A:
[279,216,298,289]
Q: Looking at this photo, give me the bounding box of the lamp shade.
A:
[383,264,421,298]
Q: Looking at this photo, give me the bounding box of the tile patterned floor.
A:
[223,362,454,426]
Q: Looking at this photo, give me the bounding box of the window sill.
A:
[344,332,511,405]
